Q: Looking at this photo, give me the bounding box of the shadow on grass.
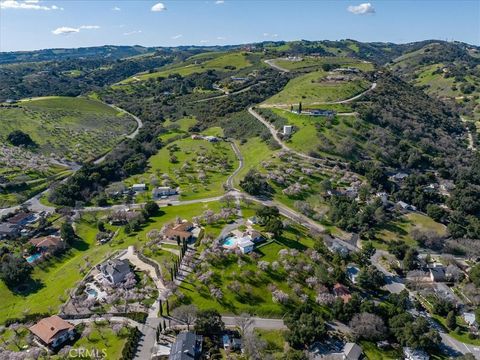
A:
[11,278,45,296]
[274,237,307,251]
[70,236,90,251]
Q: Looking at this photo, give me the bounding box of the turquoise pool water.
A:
[26,253,42,263]
[86,288,98,297]
[223,236,237,247]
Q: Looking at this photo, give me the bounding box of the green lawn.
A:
[56,322,131,360]
[374,213,447,249]
[126,137,237,201]
[360,341,402,360]
[0,202,222,324]
[233,137,277,187]
[263,70,370,106]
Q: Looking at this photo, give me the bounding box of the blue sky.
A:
[0,0,478,52]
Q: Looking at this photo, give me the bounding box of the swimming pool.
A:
[86,287,98,297]
[223,236,238,247]
[26,253,42,263]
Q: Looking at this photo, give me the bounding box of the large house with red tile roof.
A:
[29,315,75,348]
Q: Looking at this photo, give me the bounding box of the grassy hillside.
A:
[263,69,371,106]
[390,42,480,123]
[119,51,258,83]
[0,96,136,162]
[0,96,136,207]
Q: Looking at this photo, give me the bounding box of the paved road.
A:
[371,250,406,294]
[222,316,286,330]
[264,59,290,73]
[225,141,244,190]
[192,83,259,103]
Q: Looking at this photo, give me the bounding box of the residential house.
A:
[395,201,417,212]
[429,265,446,282]
[29,315,75,348]
[283,125,293,135]
[191,134,203,140]
[169,332,203,360]
[131,184,147,192]
[246,216,258,225]
[29,235,65,254]
[333,283,352,303]
[463,312,477,330]
[238,237,255,254]
[0,222,20,239]
[342,343,363,360]
[7,211,36,227]
[222,334,242,351]
[204,136,219,142]
[307,109,336,117]
[390,172,408,182]
[165,221,195,243]
[403,347,429,360]
[152,186,177,199]
[346,265,360,284]
[100,259,131,285]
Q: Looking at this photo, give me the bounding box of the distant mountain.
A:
[0,45,157,65]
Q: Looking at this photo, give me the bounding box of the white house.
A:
[346,265,360,284]
[283,125,293,135]
[131,184,146,192]
[152,186,177,199]
[463,312,477,328]
[238,237,254,254]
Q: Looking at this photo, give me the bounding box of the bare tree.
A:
[235,313,254,337]
[349,312,387,341]
[243,332,267,360]
[171,305,198,331]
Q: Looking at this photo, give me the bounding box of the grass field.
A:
[125,137,237,201]
[272,56,374,72]
[0,96,136,163]
[0,202,222,324]
[233,137,278,187]
[263,70,370,106]
[119,51,254,83]
[374,212,447,249]
[57,322,131,360]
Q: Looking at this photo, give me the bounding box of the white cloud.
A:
[347,2,375,14]
[200,40,209,44]
[216,36,226,40]
[52,25,100,35]
[124,30,142,36]
[52,26,79,35]
[1,0,62,10]
[112,6,121,11]
[80,25,100,30]
[171,34,183,39]
[215,0,224,4]
[151,2,166,12]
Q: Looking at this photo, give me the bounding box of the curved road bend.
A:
[264,59,290,73]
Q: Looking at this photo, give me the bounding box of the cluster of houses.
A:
[124,183,179,200]
[0,210,41,239]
